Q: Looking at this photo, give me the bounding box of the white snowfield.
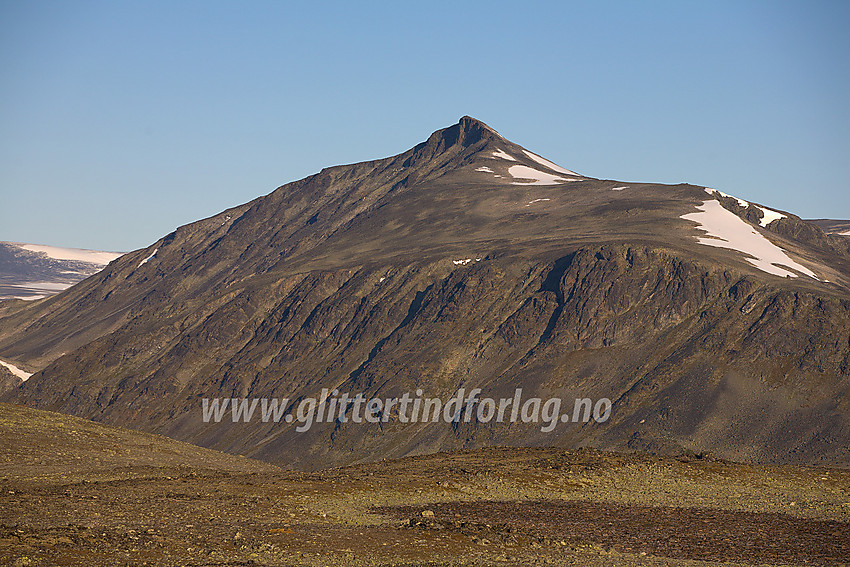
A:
[681,200,819,280]
[508,165,577,186]
[702,188,787,227]
[0,359,33,381]
[522,150,579,176]
[9,281,71,292]
[491,149,516,161]
[611,186,628,191]
[17,243,123,265]
[4,282,73,301]
[756,205,786,227]
[475,166,494,173]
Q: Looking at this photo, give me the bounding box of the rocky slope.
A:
[1,117,848,470]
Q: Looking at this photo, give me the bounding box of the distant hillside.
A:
[809,219,850,236]
[0,242,123,301]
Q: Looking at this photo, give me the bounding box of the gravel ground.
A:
[1,404,849,566]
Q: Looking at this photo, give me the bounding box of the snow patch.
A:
[9,282,72,292]
[0,359,33,381]
[508,165,577,186]
[611,186,628,191]
[681,200,819,279]
[452,258,482,266]
[17,244,123,266]
[757,206,786,227]
[840,230,850,236]
[476,166,494,173]
[526,198,551,206]
[522,150,579,176]
[492,149,516,161]
[137,248,158,268]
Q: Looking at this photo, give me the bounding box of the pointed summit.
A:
[454,115,502,144]
[415,116,502,156]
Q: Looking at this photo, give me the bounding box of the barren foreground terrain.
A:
[1,402,849,566]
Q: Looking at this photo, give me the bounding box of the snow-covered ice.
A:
[0,359,33,381]
[17,244,123,265]
[521,150,579,176]
[508,165,576,186]
[681,200,819,279]
[137,248,158,268]
[491,149,516,161]
[756,206,786,227]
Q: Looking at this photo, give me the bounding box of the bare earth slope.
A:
[0,402,278,485]
[1,117,849,470]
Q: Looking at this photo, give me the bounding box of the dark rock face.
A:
[0,365,22,396]
[1,117,849,470]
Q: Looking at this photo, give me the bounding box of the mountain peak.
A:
[421,116,502,152]
[458,115,498,134]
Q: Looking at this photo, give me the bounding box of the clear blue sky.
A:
[2,0,848,252]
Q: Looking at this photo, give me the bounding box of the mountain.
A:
[0,241,123,301]
[809,219,850,236]
[1,117,849,470]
